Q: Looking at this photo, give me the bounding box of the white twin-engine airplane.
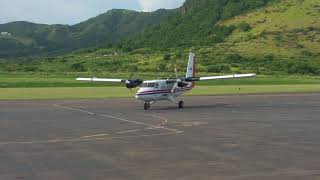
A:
[77,53,256,110]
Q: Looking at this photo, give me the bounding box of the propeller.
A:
[129,88,134,96]
[166,66,189,89]
[123,72,143,95]
[174,66,179,79]
[129,72,135,80]
[171,66,180,94]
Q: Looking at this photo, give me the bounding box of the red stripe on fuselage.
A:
[137,87,192,95]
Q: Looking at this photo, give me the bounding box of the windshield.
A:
[141,83,157,88]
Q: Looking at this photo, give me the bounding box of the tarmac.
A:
[0,94,320,180]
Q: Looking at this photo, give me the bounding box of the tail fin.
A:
[186,53,196,88]
[186,53,196,78]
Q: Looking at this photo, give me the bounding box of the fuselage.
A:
[135,80,193,102]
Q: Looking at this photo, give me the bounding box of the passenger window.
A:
[167,84,173,89]
[155,83,159,88]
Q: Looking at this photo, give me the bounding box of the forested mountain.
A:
[125,0,274,49]
[0,9,172,57]
[0,0,274,58]
[1,0,320,75]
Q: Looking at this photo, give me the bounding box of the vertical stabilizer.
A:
[186,53,196,87]
[186,53,196,78]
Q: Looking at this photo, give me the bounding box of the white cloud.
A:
[138,0,185,12]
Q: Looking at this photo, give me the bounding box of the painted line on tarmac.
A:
[0,104,184,146]
[0,132,182,145]
[116,127,159,134]
[53,104,95,115]
[80,134,109,139]
[140,113,169,127]
[99,114,182,133]
[54,104,182,133]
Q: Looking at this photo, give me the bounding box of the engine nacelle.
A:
[125,79,143,89]
[178,81,189,87]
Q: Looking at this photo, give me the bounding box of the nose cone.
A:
[135,89,144,101]
[135,94,141,100]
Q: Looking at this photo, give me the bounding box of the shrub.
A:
[69,62,86,72]
[238,22,252,32]
[163,53,171,61]
[207,64,231,73]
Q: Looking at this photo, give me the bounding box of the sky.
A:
[0,0,185,25]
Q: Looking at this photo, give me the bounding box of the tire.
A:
[144,102,150,110]
[179,101,184,109]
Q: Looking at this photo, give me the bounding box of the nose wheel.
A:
[178,101,184,109]
[144,101,151,110]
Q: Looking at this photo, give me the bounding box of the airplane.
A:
[77,53,256,110]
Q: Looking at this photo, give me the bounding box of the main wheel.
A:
[178,101,184,109]
[144,102,151,110]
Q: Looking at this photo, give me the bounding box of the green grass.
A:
[0,73,160,88]
[189,85,320,96]
[0,85,319,100]
[1,73,320,88]
[1,73,320,100]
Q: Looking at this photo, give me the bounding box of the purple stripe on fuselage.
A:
[137,87,192,96]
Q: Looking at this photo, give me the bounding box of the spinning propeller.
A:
[167,67,190,93]
[122,72,143,95]
[169,67,189,93]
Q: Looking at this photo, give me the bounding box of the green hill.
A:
[215,0,320,74]
[1,0,320,75]
[0,9,172,58]
[123,0,274,49]
[220,0,320,55]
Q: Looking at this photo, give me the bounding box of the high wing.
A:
[197,73,256,81]
[76,77,144,89]
[76,78,124,83]
[181,73,256,82]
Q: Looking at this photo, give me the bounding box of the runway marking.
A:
[141,113,169,126]
[80,134,109,138]
[53,104,95,115]
[0,104,184,146]
[0,132,181,145]
[53,104,182,133]
[99,114,182,133]
[116,127,159,134]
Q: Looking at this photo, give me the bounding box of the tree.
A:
[163,53,171,61]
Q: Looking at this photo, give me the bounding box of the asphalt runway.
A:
[0,94,320,180]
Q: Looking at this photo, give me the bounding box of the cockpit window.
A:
[141,83,156,88]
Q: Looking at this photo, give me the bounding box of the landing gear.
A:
[144,101,151,110]
[178,101,184,109]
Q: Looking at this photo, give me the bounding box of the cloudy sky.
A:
[0,0,185,25]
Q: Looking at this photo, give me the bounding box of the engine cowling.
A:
[125,79,143,89]
[178,81,189,87]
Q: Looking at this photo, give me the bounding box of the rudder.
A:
[186,53,196,78]
[186,53,196,87]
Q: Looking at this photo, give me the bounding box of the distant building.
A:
[0,32,12,36]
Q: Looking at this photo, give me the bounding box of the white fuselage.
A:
[135,80,193,102]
